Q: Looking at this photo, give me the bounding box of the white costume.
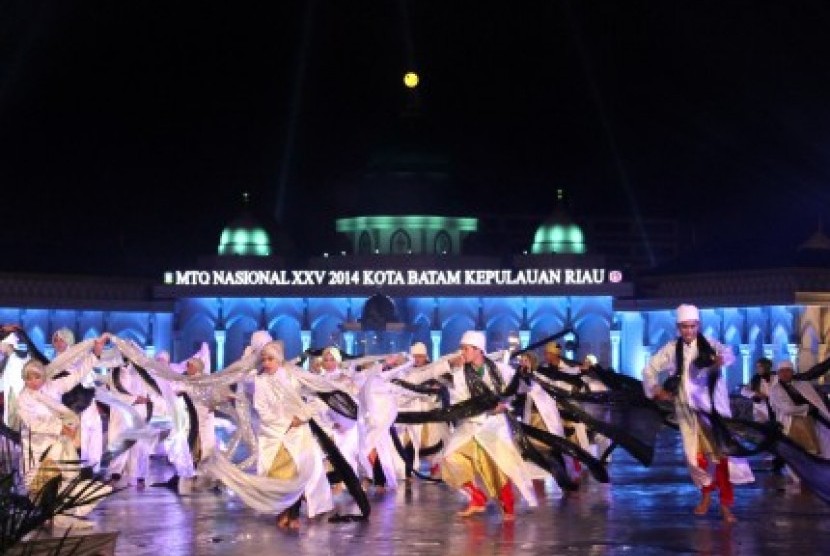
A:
[643,329,754,488]
[769,378,830,458]
[1,333,27,428]
[254,367,332,517]
[17,352,112,527]
[105,364,154,484]
[406,350,538,508]
[740,374,778,423]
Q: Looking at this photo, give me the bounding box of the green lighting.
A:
[218,226,272,256]
[336,215,478,233]
[531,223,585,254]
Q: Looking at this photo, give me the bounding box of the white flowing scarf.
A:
[28,387,80,428]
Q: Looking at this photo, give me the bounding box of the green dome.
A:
[530,189,586,254]
[218,212,272,257]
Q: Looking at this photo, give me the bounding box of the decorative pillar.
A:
[763,343,774,362]
[610,330,621,372]
[787,342,798,371]
[739,344,751,385]
[343,331,356,355]
[430,330,442,360]
[564,331,576,360]
[300,330,312,352]
[639,347,652,380]
[214,330,226,371]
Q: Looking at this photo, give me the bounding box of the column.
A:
[300,330,312,352]
[214,330,226,371]
[787,342,798,371]
[639,347,651,380]
[610,330,621,372]
[763,343,774,362]
[343,331,356,355]
[564,331,576,360]
[739,344,751,385]
[430,329,442,361]
[519,330,530,350]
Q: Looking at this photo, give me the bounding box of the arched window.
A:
[358,231,373,254]
[434,231,452,254]
[390,229,412,254]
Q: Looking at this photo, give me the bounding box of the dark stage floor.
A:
[28,430,830,555]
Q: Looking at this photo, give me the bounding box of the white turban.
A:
[776,360,794,371]
[676,304,700,323]
[250,330,273,350]
[324,346,342,364]
[410,342,428,356]
[459,330,486,352]
[53,327,75,346]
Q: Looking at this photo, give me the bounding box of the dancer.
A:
[404,331,537,520]
[16,335,112,529]
[643,304,753,523]
[254,340,332,530]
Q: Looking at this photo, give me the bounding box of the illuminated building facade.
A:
[3,210,830,394]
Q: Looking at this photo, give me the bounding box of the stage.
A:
[33,431,830,555]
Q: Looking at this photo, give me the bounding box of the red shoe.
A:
[458,482,487,517]
[499,482,515,521]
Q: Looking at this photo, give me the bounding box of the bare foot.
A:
[693,492,711,516]
[288,518,301,531]
[276,511,291,529]
[456,503,486,518]
[720,505,737,524]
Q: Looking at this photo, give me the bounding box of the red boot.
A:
[499,482,515,521]
[457,482,487,517]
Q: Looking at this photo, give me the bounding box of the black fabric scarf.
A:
[664,333,716,394]
[781,381,830,429]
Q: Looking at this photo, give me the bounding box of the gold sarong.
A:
[442,439,508,497]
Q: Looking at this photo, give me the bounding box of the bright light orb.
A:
[403,72,419,89]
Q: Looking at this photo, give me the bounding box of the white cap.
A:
[1,332,20,348]
[776,360,794,371]
[410,342,428,356]
[53,327,75,346]
[250,330,273,350]
[676,304,700,323]
[459,330,486,352]
[324,346,342,364]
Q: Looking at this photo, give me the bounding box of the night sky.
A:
[2,1,830,277]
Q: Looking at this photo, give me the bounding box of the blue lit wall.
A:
[2,298,820,392]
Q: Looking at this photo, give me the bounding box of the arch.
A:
[312,315,343,351]
[410,315,432,351]
[390,229,412,254]
[441,315,476,356]
[358,231,373,254]
[434,231,452,254]
[574,312,610,365]
[486,314,521,352]
[272,315,302,360]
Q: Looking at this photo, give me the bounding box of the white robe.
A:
[643,337,754,488]
[16,358,111,516]
[2,350,27,428]
[407,359,538,507]
[769,379,830,458]
[253,368,332,517]
[740,374,777,423]
[106,366,154,482]
[313,368,360,476]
